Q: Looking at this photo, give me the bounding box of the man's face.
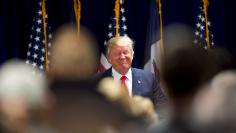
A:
[108,42,133,75]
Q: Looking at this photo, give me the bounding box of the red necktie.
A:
[120,75,129,96]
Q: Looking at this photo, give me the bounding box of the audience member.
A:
[98,78,159,125]
[48,24,99,80]
[193,70,236,133]
[0,59,53,133]
[148,24,216,132]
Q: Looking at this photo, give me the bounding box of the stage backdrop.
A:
[0,0,235,68]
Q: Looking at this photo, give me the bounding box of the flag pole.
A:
[157,0,164,63]
[42,0,48,71]
[114,0,120,37]
[203,0,211,48]
[74,0,81,33]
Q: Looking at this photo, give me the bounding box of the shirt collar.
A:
[112,67,132,80]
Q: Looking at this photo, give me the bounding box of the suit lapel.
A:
[132,68,143,96]
[104,67,113,78]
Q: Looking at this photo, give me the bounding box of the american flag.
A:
[98,0,128,72]
[194,1,215,49]
[26,1,52,73]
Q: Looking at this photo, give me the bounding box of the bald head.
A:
[49,25,99,80]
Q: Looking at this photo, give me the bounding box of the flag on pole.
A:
[194,0,215,49]
[26,0,52,73]
[143,0,161,80]
[98,0,128,72]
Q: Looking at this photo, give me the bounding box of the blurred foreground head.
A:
[0,59,49,132]
[161,24,216,101]
[194,70,236,132]
[98,78,158,125]
[0,59,48,109]
[49,24,99,80]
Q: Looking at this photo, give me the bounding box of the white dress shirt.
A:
[112,68,132,96]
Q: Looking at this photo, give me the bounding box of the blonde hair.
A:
[106,36,134,55]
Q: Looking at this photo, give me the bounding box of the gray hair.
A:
[0,59,48,109]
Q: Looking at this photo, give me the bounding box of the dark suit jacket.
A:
[95,67,166,107]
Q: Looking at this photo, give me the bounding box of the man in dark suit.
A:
[48,25,146,133]
[95,36,166,107]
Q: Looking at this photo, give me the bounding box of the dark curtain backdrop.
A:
[0,0,235,67]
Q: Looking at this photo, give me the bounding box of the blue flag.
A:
[143,0,161,79]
